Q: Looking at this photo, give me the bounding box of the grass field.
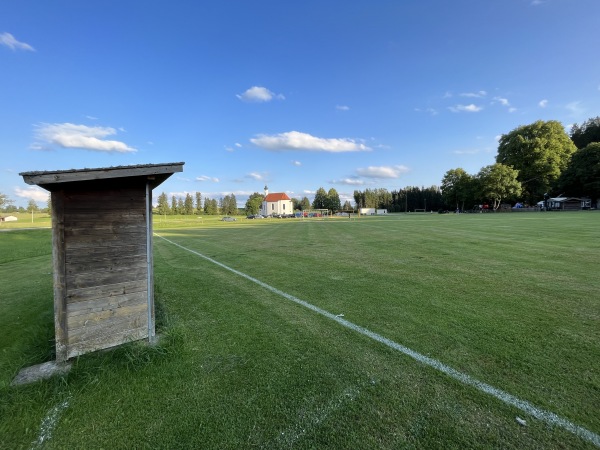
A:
[1,212,598,448]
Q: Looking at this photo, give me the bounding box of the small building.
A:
[261,185,293,216]
[541,197,583,211]
[20,162,184,361]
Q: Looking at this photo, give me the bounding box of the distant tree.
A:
[570,117,600,149]
[171,195,178,215]
[47,196,52,216]
[244,192,264,215]
[300,196,311,211]
[222,194,238,216]
[555,142,600,200]
[441,168,474,211]
[157,192,170,215]
[312,187,328,209]
[0,192,13,211]
[183,193,194,215]
[195,192,202,214]
[477,163,522,210]
[177,198,184,214]
[342,200,353,211]
[27,199,39,212]
[291,197,300,211]
[326,188,341,213]
[496,120,576,203]
[204,198,218,215]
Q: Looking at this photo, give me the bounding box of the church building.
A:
[261,185,293,216]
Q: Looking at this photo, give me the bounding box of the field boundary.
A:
[156,233,600,447]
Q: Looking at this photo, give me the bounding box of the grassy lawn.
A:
[0,212,598,448]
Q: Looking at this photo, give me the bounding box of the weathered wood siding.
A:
[55,187,149,359]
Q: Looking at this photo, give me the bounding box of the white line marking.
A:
[156,234,600,447]
[30,396,70,449]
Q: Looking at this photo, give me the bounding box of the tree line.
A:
[441,117,600,210]
[155,192,239,216]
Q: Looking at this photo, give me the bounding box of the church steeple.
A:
[264,185,269,196]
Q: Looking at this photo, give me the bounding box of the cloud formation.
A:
[336,105,350,111]
[0,32,35,51]
[237,86,284,102]
[331,178,365,186]
[251,131,371,153]
[460,91,487,98]
[448,104,483,113]
[196,175,220,182]
[356,165,409,179]
[539,99,548,108]
[14,186,48,202]
[33,123,136,153]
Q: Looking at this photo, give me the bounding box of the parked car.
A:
[221,216,236,222]
[246,214,264,219]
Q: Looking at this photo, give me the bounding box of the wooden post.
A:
[51,191,68,361]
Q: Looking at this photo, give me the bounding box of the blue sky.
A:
[2,0,599,209]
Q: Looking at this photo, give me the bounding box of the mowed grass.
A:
[0,212,598,448]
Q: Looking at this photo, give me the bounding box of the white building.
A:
[261,186,293,216]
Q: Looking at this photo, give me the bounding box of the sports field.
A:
[1,212,598,448]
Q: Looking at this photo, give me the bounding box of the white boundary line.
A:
[156,234,600,447]
[30,396,71,449]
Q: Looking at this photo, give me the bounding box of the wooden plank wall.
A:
[59,187,149,359]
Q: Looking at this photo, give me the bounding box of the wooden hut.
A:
[20,162,184,361]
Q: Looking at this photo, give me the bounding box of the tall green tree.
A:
[555,142,600,200]
[222,194,238,215]
[477,163,522,210]
[244,192,264,215]
[496,120,576,203]
[441,168,474,210]
[312,187,328,209]
[171,195,178,215]
[195,192,202,214]
[157,192,170,215]
[326,188,341,213]
[570,117,600,149]
[342,200,353,211]
[184,193,194,215]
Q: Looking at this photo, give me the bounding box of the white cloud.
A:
[531,0,544,5]
[331,178,365,186]
[33,123,136,153]
[292,160,302,166]
[251,131,371,153]
[355,165,409,179]
[539,99,548,108]
[448,104,483,113]
[237,86,284,102]
[336,105,350,111]
[493,97,510,106]
[0,32,35,51]
[460,90,487,98]
[196,175,220,183]
[235,143,242,147]
[247,172,267,181]
[14,186,48,202]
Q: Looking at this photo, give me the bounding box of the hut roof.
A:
[20,162,184,191]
